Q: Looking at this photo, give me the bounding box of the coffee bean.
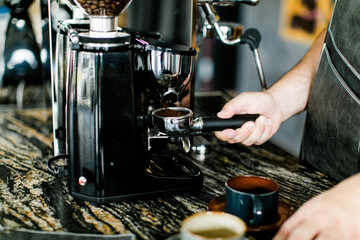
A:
[75,0,131,16]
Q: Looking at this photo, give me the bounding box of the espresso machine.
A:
[48,0,265,204]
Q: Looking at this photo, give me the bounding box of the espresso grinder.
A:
[48,0,200,203]
[48,0,259,204]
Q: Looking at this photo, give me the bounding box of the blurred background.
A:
[0,0,333,156]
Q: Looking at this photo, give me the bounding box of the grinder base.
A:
[70,153,203,204]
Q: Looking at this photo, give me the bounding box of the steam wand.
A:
[201,3,267,90]
[239,28,267,90]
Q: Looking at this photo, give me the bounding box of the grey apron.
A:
[301,0,360,181]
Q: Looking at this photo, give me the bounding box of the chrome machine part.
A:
[205,21,244,42]
[136,40,197,104]
[89,16,118,33]
[201,3,241,45]
[191,117,204,131]
[253,48,266,90]
[181,137,191,153]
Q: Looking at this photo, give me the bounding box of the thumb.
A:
[217,96,246,118]
[218,91,272,119]
[217,93,253,118]
[217,106,236,118]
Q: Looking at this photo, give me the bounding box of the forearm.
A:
[267,29,327,121]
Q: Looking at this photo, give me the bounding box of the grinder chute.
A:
[134,39,197,105]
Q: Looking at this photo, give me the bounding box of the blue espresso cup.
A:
[225,175,279,226]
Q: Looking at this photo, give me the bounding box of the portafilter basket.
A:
[152,107,193,134]
[152,107,259,134]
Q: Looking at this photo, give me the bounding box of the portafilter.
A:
[152,107,258,134]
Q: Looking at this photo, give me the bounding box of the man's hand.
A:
[214,91,283,145]
[274,173,360,240]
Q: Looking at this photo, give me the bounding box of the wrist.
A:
[266,69,312,122]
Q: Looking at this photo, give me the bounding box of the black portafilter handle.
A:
[191,114,259,132]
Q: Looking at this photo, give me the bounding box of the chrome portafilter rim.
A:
[152,107,193,134]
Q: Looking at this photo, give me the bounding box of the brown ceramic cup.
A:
[225,175,279,226]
